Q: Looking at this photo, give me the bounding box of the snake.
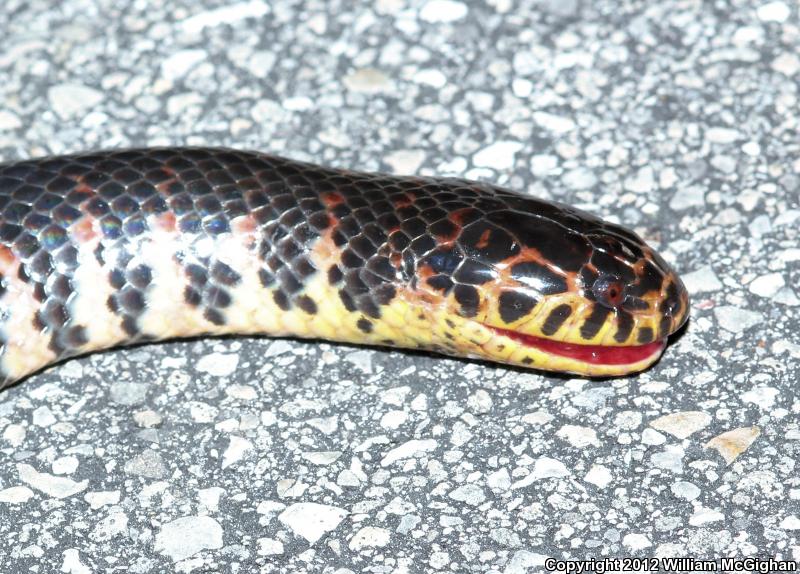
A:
[0,147,689,389]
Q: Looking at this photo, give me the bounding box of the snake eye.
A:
[592,275,626,308]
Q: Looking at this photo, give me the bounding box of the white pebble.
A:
[705,127,740,143]
[257,537,284,555]
[380,410,408,429]
[757,1,790,22]
[196,352,239,377]
[349,526,391,550]
[741,386,779,410]
[448,483,486,506]
[472,141,523,170]
[384,149,425,174]
[154,516,223,561]
[556,425,600,448]
[278,502,348,544]
[622,533,652,551]
[221,436,253,469]
[682,266,723,294]
[419,0,468,22]
[48,83,103,120]
[650,411,711,439]
[0,486,34,504]
[714,305,763,333]
[17,463,88,499]
[689,507,724,526]
[671,481,701,501]
[749,272,785,298]
[584,465,613,488]
[32,406,56,427]
[381,439,437,466]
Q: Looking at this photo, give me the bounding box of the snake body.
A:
[0,148,689,387]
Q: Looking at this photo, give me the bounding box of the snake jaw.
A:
[484,324,667,374]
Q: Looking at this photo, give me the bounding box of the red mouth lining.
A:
[488,325,667,365]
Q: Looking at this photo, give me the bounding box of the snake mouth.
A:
[487,325,667,366]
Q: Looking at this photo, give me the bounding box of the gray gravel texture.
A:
[1,0,799,572]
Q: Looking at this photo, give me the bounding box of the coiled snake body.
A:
[0,148,689,387]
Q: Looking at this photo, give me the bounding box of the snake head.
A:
[411,190,689,377]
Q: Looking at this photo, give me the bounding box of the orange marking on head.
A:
[153,211,177,232]
[449,208,472,226]
[0,245,17,273]
[394,192,417,209]
[72,218,97,242]
[232,214,256,234]
[321,192,344,207]
[476,229,491,249]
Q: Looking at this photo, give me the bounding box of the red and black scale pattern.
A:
[0,147,684,383]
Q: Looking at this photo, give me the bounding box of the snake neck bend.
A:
[0,147,689,386]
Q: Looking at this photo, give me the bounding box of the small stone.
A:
[343,68,392,94]
[714,306,763,333]
[257,537,284,555]
[472,141,523,170]
[749,272,785,298]
[84,491,121,510]
[757,1,790,22]
[0,486,34,504]
[533,111,575,134]
[380,410,408,429]
[349,526,391,550]
[110,382,148,405]
[513,457,570,488]
[682,266,723,294]
[48,83,104,120]
[222,436,253,469]
[133,410,163,428]
[467,389,492,414]
[381,439,437,466]
[154,516,223,561]
[650,411,711,439]
[448,483,486,506]
[52,456,79,475]
[301,451,342,465]
[706,127,740,143]
[32,406,57,427]
[780,516,800,530]
[650,445,685,473]
[196,352,239,377]
[225,384,257,401]
[0,110,22,130]
[278,502,348,544]
[563,168,597,190]
[419,0,468,22]
[486,468,511,490]
[61,549,91,574]
[430,550,451,568]
[641,428,666,445]
[3,424,26,447]
[772,53,800,76]
[17,464,88,499]
[670,186,706,210]
[671,481,701,501]
[384,149,425,174]
[556,425,600,448]
[689,508,724,526]
[705,426,761,464]
[741,387,779,409]
[584,465,613,488]
[161,49,206,80]
[622,533,652,551]
[124,450,167,479]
